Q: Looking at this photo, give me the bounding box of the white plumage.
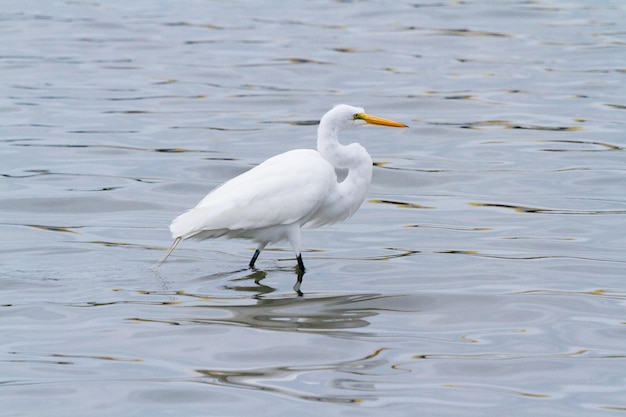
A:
[155,104,407,271]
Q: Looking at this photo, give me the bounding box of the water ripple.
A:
[3,1,626,415]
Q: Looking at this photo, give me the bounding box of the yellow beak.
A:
[356,113,408,128]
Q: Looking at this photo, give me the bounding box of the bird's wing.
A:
[170,149,336,239]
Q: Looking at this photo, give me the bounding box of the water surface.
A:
[2,1,626,416]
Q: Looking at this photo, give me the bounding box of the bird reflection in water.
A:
[227,266,304,297]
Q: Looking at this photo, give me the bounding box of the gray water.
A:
[2,1,626,416]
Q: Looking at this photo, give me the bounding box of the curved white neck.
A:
[317,124,361,169]
[317,123,373,215]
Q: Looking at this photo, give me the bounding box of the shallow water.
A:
[2,0,626,415]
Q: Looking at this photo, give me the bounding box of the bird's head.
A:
[321,104,408,131]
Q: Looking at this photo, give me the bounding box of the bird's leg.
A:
[296,254,305,273]
[293,268,304,297]
[249,243,267,269]
[249,250,261,269]
[286,226,305,273]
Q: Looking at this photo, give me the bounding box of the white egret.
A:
[155,104,407,271]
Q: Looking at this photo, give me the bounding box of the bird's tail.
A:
[151,237,182,269]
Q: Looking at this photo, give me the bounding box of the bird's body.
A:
[155,104,407,270]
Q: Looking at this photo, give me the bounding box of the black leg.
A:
[296,254,305,273]
[249,249,261,269]
[293,268,304,297]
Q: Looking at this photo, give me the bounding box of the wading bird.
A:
[155,104,407,271]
